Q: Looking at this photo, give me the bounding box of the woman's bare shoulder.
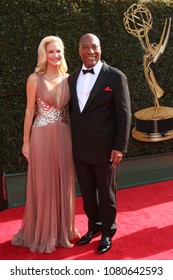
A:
[27,73,38,82]
[64,73,69,78]
[26,73,39,89]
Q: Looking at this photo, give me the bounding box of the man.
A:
[68,33,131,254]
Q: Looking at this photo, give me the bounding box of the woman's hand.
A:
[22,143,29,161]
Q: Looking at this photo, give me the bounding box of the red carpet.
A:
[0,180,173,260]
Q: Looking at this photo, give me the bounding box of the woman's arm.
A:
[22,73,37,160]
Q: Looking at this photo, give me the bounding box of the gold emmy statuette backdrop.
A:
[123,3,173,142]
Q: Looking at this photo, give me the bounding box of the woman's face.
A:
[46,42,62,68]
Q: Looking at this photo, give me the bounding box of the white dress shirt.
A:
[76,60,103,112]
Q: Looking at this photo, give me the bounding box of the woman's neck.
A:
[44,68,61,81]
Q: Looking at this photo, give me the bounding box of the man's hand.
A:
[110,150,123,166]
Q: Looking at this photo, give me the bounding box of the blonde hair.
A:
[35,36,68,74]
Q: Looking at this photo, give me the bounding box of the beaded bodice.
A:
[32,74,71,127]
[33,98,70,127]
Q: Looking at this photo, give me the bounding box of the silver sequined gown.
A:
[12,74,78,253]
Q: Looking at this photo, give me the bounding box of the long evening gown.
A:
[12,73,79,253]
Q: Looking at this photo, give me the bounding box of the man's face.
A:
[79,35,101,68]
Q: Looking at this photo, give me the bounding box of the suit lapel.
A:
[82,62,110,113]
[72,70,81,113]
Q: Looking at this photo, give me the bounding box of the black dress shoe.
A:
[97,236,112,254]
[76,230,100,245]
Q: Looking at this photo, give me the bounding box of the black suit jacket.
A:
[68,61,132,164]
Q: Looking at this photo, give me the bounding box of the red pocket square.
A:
[103,87,112,92]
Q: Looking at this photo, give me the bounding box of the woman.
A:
[12,36,79,253]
